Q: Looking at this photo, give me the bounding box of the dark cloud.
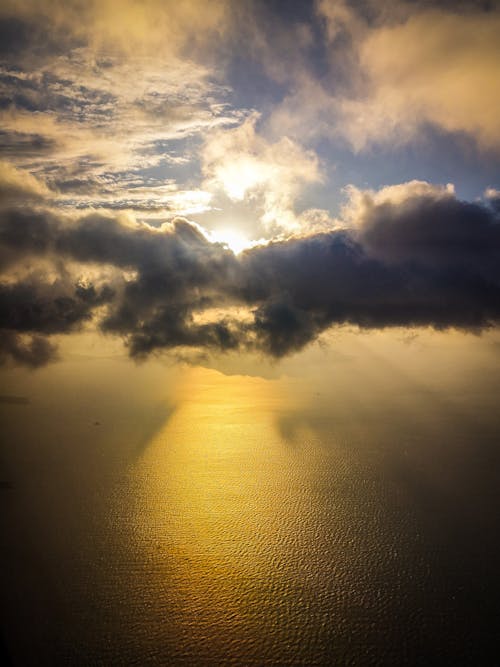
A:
[0,16,75,61]
[0,185,500,366]
[358,192,500,269]
[0,207,54,269]
[0,280,104,334]
[240,192,500,354]
[0,207,242,364]
[0,69,116,121]
[0,329,57,367]
[0,130,56,159]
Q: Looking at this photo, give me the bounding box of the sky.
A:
[0,0,500,368]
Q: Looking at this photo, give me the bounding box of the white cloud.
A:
[202,114,322,235]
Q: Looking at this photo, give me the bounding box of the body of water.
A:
[2,363,500,665]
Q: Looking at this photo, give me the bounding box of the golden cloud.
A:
[202,114,323,234]
[341,9,500,151]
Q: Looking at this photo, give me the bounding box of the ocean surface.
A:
[2,362,500,665]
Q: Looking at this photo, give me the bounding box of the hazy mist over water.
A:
[1,330,500,665]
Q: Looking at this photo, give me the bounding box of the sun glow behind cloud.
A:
[209,227,254,255]
[202,114,323,236]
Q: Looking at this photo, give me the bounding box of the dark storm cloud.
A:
[0,207,53,268]
[0,272,115,366]
[240,209,500,356]
[0,278,113,334]
[0,206,243,364]
[359,193,500,267]
[1,186,500,365]
[236,185,500,356]
[61,215,245,357]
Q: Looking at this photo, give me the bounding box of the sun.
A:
[215,158,266,202]
[211,228,252,255]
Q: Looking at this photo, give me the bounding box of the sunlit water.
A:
[2,362,500,665]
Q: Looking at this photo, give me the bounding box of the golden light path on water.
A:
[131,368,294,574]
[128,368,315,647]
[111,367,424,664]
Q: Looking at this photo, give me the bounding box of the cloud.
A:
[265,1,500,153]
[0,0,241,217]
[0,160,50,202]
[334,5,500,151]
[350,181,500,268]
[0,61,237,205]
[1,172,500,366]
[0,0,230,64]
[202,113,322,234]
[0,329,58,367]
[0,201,245,363]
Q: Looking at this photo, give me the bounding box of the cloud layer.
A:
[1,176,500,366]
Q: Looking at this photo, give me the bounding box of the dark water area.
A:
[1,366,500,666]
